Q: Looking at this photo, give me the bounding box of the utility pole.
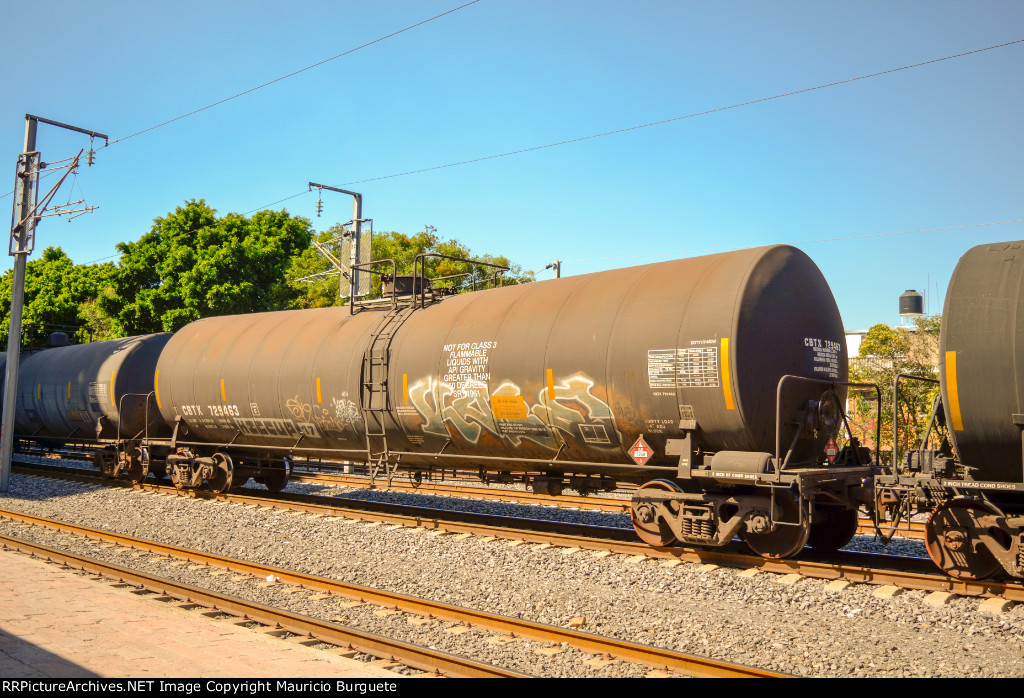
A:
[544,260,562,279]
[0,114,106,493]
[306,183,369,300]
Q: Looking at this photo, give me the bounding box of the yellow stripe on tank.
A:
[67,382,71,400]
[721,338,735,411]
[220,378,226,402]
[546,369,555,401]
[945,350,964,431]
[316,377,322,403]
[110,371,116,406]
[154,370,162,409]
[403,373,409,402]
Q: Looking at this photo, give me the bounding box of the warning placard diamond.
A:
[630,436,653,466]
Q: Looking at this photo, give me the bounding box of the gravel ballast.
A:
[2,473,1023,678]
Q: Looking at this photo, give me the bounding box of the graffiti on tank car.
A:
[286,394,361,437]
[234,416,318,439]
[408,373,621,450]
[408,379,497,443]
[332,395,362,428]
[537,375,620,448]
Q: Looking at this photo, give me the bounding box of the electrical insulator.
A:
[315,198,323,217]
[86,148,95,166]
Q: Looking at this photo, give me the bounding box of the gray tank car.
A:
[8,334,171,481]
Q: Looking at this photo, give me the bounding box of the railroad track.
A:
[15,453,926,539]
[0,510,785,678]
[11,461,1015,601]
[290,469,927,540]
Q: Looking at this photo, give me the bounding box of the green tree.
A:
[99,200,313,334]
[848,316,942,464]
[287,225,534,308]
[0,247,115,348]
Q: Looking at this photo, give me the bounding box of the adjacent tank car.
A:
[878,239,1024,580]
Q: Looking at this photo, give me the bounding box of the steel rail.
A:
[12,454,922,538]
[9,465,1000,598]
[0,533,524,678]
[0,509,786,678]
[289,470,634,510]
[290,471,924,537]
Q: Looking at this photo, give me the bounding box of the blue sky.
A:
[1,0,1021,331]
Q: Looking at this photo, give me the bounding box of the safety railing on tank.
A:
[891,373,941,471]
[348,259,399,314]
[761,375,881,538]
[116,392,157,444]
[774,375,881,474]
[411,253,509,309]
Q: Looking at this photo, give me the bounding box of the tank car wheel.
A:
[925,499,1002,581]
[260,464,291,493]
[806,504,859,553]
[169,466,184,489]
[93,446,118,478]
[124,447,150,484]
[630,479,682,547]
[741,490,810,559]
[206,453,234,495]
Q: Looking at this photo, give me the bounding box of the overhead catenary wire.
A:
[0,1,481,203]
[522,219,1024,275]
[240,38,1024,214]
[9,32,1022,263]
[100,1,483,148]
[82,217,1024,269]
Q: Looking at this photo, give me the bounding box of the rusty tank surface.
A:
[154,245,847,477]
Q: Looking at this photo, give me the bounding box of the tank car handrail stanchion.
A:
[919,392,945,451]
[349,259,398,314]
[848,382,882,468]
[116,392,161,443]
[774,375,882,472]
[891,373,941,471]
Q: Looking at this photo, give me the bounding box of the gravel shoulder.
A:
[2,474,1023,678]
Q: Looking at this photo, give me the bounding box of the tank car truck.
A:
[876,240,1024,581]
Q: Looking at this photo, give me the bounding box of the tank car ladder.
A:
[360,307,414,486]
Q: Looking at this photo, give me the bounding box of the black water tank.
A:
[899,290,924,317]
